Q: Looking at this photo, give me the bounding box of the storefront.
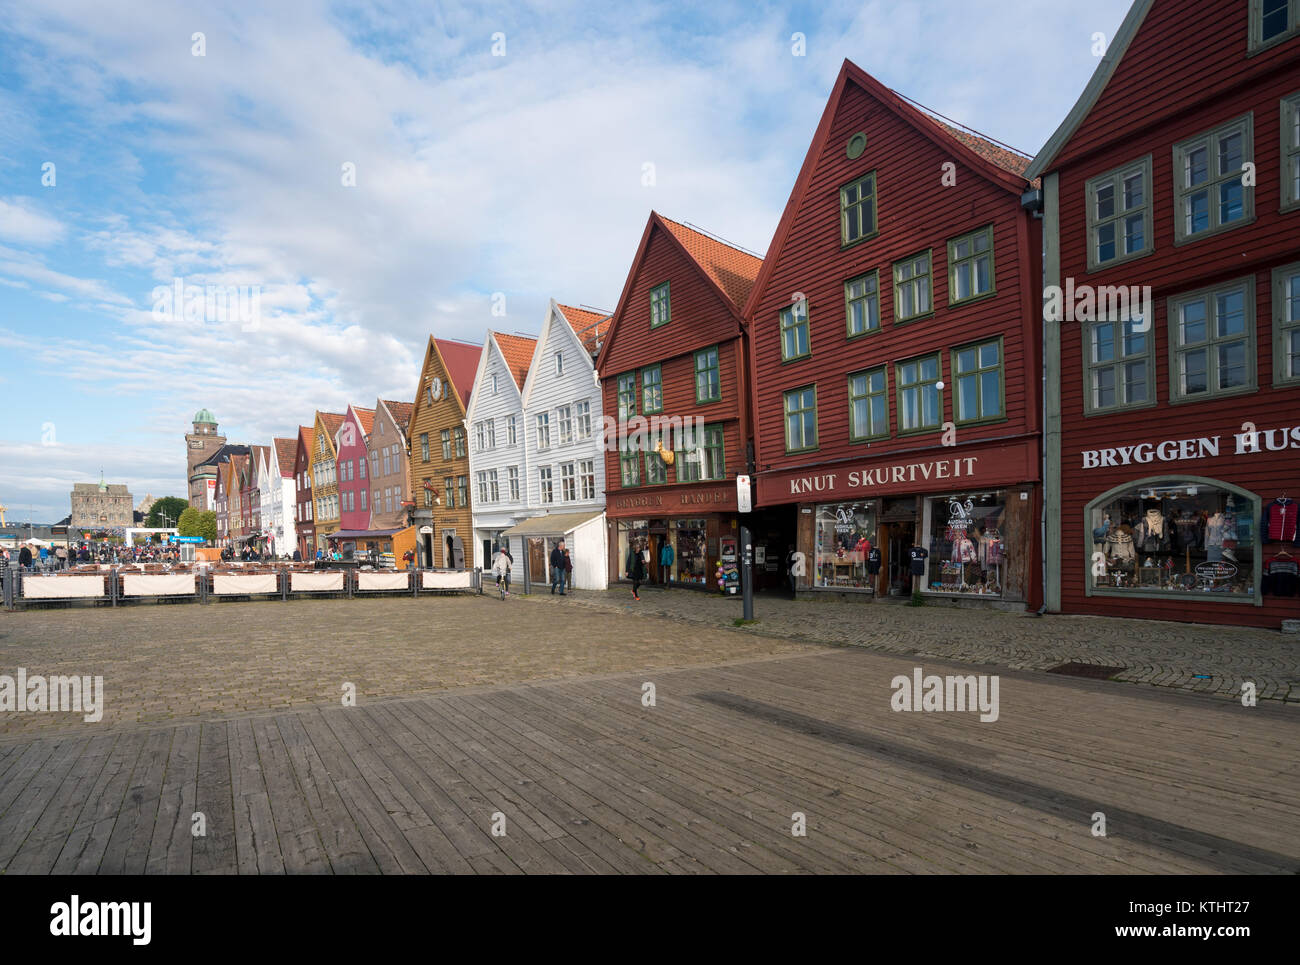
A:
[759,436,1040,607]
[606,483,739,591]
[1056,421,1300,627]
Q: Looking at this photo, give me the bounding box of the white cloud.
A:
[0,197,67,246]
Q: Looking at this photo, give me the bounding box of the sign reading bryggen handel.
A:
[1080,422,1300,469]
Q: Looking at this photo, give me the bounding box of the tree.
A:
[146,496,189,529]
[177,507,217,542]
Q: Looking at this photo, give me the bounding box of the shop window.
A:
[1274,262,1300,386]
[845,271,880,337]
[1084,316,1153,413]
[893,250,932,322]
[947,226,994,303]
[1173,114,1253,243]
[952,338,1004,424]
[1168,277,1256,402]
[922,492,1009,597]
[1086,479,1260,600]
[695,346,721,402]
[896,354,942,433]
[672,519,709,585]
[813,502,877,590]
[783,385,818,452]
[848,367,888,441]
[1086,156,1152,269]
[839,171,877,245]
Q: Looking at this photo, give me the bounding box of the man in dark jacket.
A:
[18,545,33,570]
[549,540,566,594]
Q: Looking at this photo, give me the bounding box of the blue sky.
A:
[0,0,1132,524]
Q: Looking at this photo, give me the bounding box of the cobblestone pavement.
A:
[548,586,1300,702]
[0,597,817,738]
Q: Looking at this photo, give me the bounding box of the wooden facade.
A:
[407,336,483,570]
[1030,0,1300,627]
[309,411,344,553]
[596,212,761,590]
[294,425,314,558]
[746,59,1043,607]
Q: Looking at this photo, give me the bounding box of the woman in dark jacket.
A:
[625,541,646,601]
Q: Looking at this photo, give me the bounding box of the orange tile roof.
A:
[557,303,612,353]
[351,405,375,436]
[926,117,1033,180]
[252,444,270,471]
[657,215,763,314]
[492,332,537,390]
[273,437,297,476]
[381,400,413,433]
[318,411,345,438]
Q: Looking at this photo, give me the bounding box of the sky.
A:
[0,0,1133,524]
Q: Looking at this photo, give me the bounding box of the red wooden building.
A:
[745,59,1044,607]
[1028,0,1300,627]
[293,424,315,559]
[595,212,762,590]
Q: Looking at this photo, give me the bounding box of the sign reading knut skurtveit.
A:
[1079,421,1300,469]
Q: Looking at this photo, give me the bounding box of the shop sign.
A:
[1080,421,1300,470]
[1194,561,1237,583]
[788,457,979,496]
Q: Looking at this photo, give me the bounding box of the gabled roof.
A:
[379,399,413,437]
[556,303,612,354]
[350,405,375,437]
[295,425,314,468]
[194,443,250,471]
[743,58,1031,320]
[252,445,270,478]
[273,438,296,476]
[492,332,537,390]
[657,215,763,313]
[317,411,345,439]
[1025,0,1155,179]
[433,338,483,408]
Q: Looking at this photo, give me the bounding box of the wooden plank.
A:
[98,730,172,875]
[52,731,147,875]
[5,734,115,874]
[145,723,201,875]
[227,718,284,875]
[192,721,238,875]
[250,716,330,874]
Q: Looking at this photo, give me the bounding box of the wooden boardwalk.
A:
[1,646,1297,874]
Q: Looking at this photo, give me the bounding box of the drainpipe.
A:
[1020,185,1048,617]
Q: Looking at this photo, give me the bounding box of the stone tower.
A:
[186,408,225,507]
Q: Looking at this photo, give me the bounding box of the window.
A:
[457,476,467,507]
[477,471,489,503]
[378,420,384,435]
[1250,0,1300,52]
[1086,157,1153,269]
[557,405,573,444]
[641,365,663,413]
[575,400,592,438]
[650,282,671,327]
[555,351,564,376]
[420,433,430,462]
[645,438,668,484]
[1085,316,1154,413]
[507,466,520,501]
[359,458,366,479]
[813,502,877,590]
[784,385,818,452]
[579,459,595,499]
[675,424,702,483]
[440,430,451,461]
[488,469,499,502]
[444,477,454,508]
[894,251,932,322]
[839,171,877,245]
[561,463,576,501]
[617,373,637,420]
[702,424,725,480]
[1173,114,1254,243]
[896,354,942,433]
[536,412,551,449]
[952,338,1004,424]
[1169,278,1256,401]
[848,367,889,441]
[1087,480,1258,600]
[845,272,880,337]
[423,479,433,508]
[507,415,517,446]
[373,450,380,477]
[539,467,554,504]
[475,422,485,452]
[695,346,721,402]
[620,443,641,486]
[1283,94,1300,211]
[486,418,496,449]
[453,427,466,458]
[425,384,432,406]
[360,489,367,510]
[780,300,810,361]
[1274,262,1300,386]
[492,373,498,394]
[948,226,994,303]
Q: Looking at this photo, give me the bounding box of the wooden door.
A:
[528,538,546,585]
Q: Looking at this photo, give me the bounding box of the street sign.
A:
[172,536,204,543]
[736,474,752,513]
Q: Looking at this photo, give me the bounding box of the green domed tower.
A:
[186,408,226,507]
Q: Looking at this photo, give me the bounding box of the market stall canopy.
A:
[25,537,51,545]
[501,510,604,538]
[329,528,404,540]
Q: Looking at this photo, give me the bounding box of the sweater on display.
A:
[1263,498,1299,543]
[1262,555,1300,596]
[1134,512,1172,552]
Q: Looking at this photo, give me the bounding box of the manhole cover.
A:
[1046,662,1126,680]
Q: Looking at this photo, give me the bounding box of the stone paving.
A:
[549,586,1300,702]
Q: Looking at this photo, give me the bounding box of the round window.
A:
[846,132,868,159]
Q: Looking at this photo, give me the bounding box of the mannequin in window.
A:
[1107,522,1136,562]
[1134,506,1171,553]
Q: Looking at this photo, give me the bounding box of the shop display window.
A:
[1086,481,1259,598]
[673,519,708,584]
[814,502,877,590]
[923,491,1007,596]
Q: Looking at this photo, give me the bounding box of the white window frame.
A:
[1085,155,1153,270]
[1273,261,1300,387]
[1248,0,1300,54]
[1167,276,1257,404]
[1282,93,1300,212]
[1172,113,1254,244]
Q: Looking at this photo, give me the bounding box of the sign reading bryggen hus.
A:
[756,439,1037,505]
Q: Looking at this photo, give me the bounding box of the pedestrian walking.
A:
[625,539,646,601]
[563,547,573,592]
[549,539,567,595]
[492,543,511,599]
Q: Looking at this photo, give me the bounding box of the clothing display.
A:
[1263,497,1299,544]
[1262,554,1300,596]
[908,546,928,576]
[951,533,977,564]
[1134,509,1171,552]
[1172,510,1204,550]
[866,546,882,575]
[1106,526,1136,561]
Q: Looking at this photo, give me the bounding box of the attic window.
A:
[555,351,564,376]
[846,132,868,159]
[493,373,499,394]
